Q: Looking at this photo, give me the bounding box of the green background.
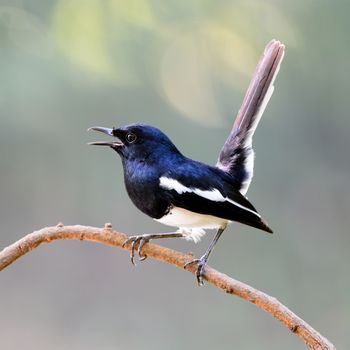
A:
[1,1,348,349]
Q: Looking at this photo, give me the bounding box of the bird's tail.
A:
[216,40,285,195]
[246,216,273,234]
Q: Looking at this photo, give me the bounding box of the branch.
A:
[0,224,335,350]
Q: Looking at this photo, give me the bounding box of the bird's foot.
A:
[122,234,152,265]
[122,232,185,266]
[184,255,208,286]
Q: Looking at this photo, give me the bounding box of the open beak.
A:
[88,127,123,147]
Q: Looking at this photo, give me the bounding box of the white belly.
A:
[155,207,229,243]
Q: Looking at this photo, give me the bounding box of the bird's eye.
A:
[126,132,137,143]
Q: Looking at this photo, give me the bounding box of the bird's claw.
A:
[184,256,208,286]
[122,235,150,265]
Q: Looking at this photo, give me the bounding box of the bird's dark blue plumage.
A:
[89,123,272,237]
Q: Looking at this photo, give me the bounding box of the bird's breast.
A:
[123,162,169,219]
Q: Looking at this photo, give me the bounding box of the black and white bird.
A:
[89,41,284,285]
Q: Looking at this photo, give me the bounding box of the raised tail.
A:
[216,40,285,195]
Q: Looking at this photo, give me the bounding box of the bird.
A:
[88,118,273,285]
[88,40,284,285]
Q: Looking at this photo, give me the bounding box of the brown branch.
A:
[0,224,335,350]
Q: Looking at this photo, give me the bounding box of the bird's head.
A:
[88,123,180,162]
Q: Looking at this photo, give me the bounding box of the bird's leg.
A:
[184,227,226,286]
[122,232,185,265]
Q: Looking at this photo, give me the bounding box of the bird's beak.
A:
[87,127,123,148]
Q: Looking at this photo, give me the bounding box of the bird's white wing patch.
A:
[159,177,260,217]
[159,177,189,194]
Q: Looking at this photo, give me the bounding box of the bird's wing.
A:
[159,172,272,233]
[216,40,285,195]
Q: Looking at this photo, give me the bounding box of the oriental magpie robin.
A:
[88,40,284,285]
[89,121,272,285]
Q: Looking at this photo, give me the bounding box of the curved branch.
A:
[0,224,335,350]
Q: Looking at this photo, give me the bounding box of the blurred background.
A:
[0,1,349,349]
